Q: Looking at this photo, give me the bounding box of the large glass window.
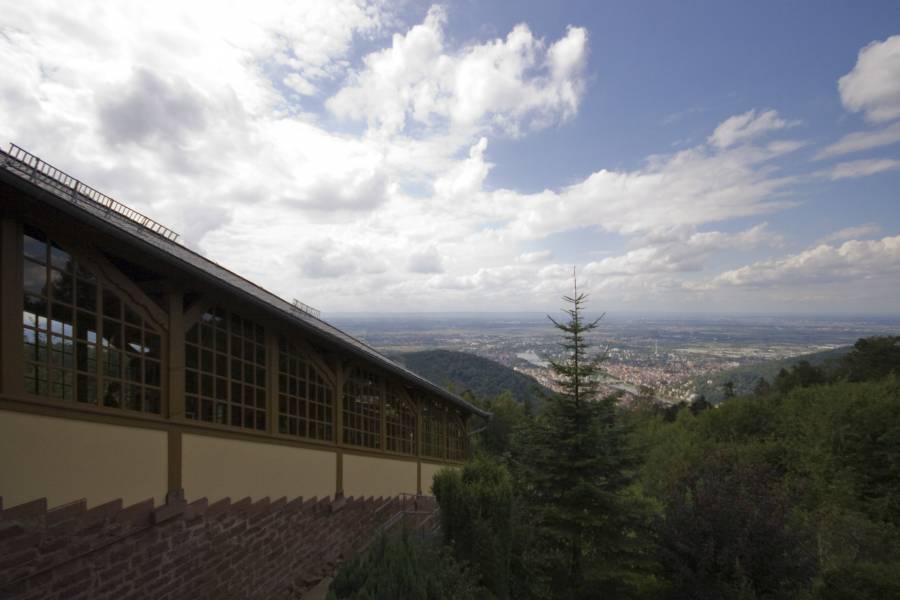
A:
[184,307,266,430]
[342,366,382,448]
[447,412,468,461]
[385,387,416,454]
[278,337,334,441]
[22,226,162,413]
[421,397,447,459]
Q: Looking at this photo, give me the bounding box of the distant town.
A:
[330,313,900,403]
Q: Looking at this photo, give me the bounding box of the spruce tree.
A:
[513,273,651,598]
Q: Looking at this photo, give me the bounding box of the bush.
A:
[432,456,513,599]
[326,533,485,600]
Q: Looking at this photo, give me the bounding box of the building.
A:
[0,144,488,510]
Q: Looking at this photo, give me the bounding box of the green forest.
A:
[690,346,853,403]
[393,349,550,406]
[332,307,900,599]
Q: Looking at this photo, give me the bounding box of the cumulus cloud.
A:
[2,1,894,313]
[818,224,881,244]
[815,121,900,159]
[517,250,553,264]
[433,137,491,199]
[708,109,798,148]
[709,235,900,288]
[838,35,900,123]
[407,246,444,274]
[327,6,588,135]
[583,224,779,277]
[99,69,208,146]
[295,238,389,279]
[827,158,900,180]
[500,128,803,241]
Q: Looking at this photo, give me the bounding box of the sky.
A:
[1,0,899,315]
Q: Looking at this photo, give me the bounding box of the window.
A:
[278,337,334,441]
[421,397,447,459]
[22,226,162,413]
[447,412,468,461]
[385,387,416,454]
[184,307,266,430]
[343,366,382,448]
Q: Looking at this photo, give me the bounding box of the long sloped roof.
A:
[0,145,490,419]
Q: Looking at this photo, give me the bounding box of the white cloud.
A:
[433,137,491,199]
[407,246,444,274]
[708,109,798,149]
[838,35,900,123]
[327,6,589,136]
[517,250,553,264]
[709,235,900,288]
[583,223,779,277]
[2,2,893,313]
[500,131,803,241]
[815,121,900,159]
[827,158,900,180]
[818,223,881,244]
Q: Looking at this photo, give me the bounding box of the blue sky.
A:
[1,1,899,314]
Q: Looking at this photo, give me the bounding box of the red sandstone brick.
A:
[1,498,47,521]
[80,499,123,526]
[117,499,155,525]
[46,499,87,526]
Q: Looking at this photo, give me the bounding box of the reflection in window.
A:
[421,398,447,459]
[447,412,468,461]
[184,307,266,431]
[278,338,333,441]
[343,367,382,448]
[22,226,162,413]
[385,388,416,454]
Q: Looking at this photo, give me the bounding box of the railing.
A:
[374,493,441,539]
[291,298,322,320]
[3,143,180,242]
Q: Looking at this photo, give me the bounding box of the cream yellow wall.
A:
[420,462,453,495]
[0,410,167,508]
[342,453,417,499]
[182,434,335,503]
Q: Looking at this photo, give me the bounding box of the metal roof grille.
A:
[292,298,322,319]
[4,143,180,242]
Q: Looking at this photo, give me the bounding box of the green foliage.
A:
[326,534,485,600]
[512,280,656,598]
[691,345,853,403]
[697,336,899,403]
[814,561,900,600]
[471,391,530,457]
[432,457,514,599]
[633,362,900,599]
[657,448,816,599]
[334,335,899,599]
[394,349,550,406]
[835,336,900,383]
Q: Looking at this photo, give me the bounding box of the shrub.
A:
[432,456,513,599]
[327,533,484,600]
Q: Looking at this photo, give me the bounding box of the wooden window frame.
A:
[341,364,383,450]
[384,384,416,455]
[0,215,473,467]
[183,306,268,432]
[277,335,336,442]
[447,410,468,461]
[19,224,166,415]
[421,396,448,460]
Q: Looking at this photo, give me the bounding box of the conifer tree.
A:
[513,272,651,598]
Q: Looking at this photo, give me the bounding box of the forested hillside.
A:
[392,349,549,405]
[333,336,900,599]
[692,345,852,403]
